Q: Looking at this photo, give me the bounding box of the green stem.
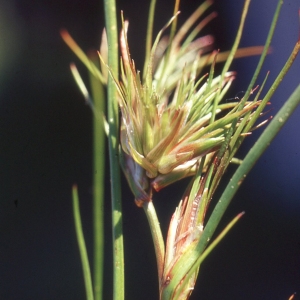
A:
[143,201,165,287]
[90,65,105,300]
[72,185,94,300]
[143,0,157,79]
[103,1,124,300]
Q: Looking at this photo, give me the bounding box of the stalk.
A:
[143,0,158,79]
[143,201,165,287]
[103,1,124,300]
[89,63,106,300]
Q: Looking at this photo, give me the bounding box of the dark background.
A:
[1,0,300,299]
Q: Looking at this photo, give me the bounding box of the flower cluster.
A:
[111,3,261,207]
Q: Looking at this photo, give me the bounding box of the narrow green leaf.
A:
[72,185,94,300]
[60,29,105,83]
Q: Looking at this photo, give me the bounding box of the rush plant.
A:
[61,0,300,299]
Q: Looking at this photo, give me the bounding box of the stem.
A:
[90,64,105,300]
[72,185,94,300]
[103,1,124,300]
[143,201,165,287]
[143,0,157,79]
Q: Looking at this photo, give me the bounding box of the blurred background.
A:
[0,0,299,299]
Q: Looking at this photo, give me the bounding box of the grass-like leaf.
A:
[72,185,94,300]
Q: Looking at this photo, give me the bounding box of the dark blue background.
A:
[0,0,299,299]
